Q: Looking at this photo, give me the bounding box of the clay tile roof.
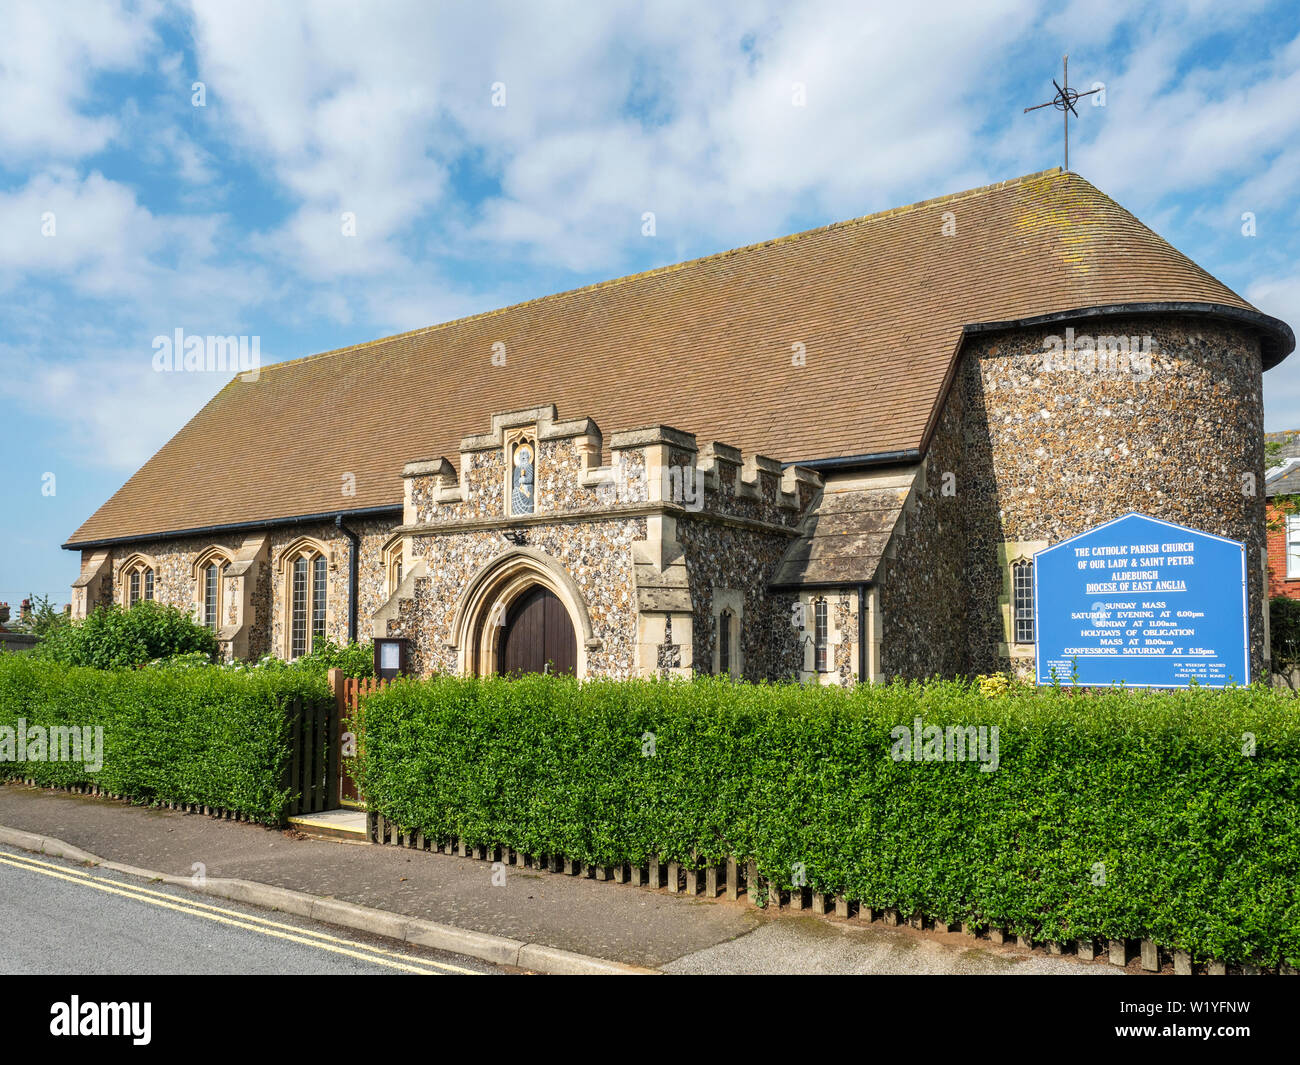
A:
[66,168,1293,548]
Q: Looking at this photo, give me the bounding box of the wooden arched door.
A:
[497,585,577,676]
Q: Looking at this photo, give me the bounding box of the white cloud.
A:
[6,0,1300,469]
[182,0,1045,275]
[0,0,161,162]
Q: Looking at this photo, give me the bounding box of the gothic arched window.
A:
[194,548,234,633]
[119,555,156,609]
[281,539,330,659]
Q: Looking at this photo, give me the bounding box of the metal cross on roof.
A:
[1023,54,1100,172]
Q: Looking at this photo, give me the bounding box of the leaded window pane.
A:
[814,599,828,672]
[1013,560,1035,644]
[291,557,308,659]
[312,556,328,651]
[204,564,219,630]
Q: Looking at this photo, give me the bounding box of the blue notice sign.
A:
[1034,513,1249,688]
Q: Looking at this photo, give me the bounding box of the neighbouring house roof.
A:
[1267,457,1300,498]
[1266,429,1300,474]
[66,168,1294,548]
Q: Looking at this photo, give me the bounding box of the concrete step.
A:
[288,808,369,844]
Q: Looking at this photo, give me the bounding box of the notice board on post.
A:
[1034,513,1249,688]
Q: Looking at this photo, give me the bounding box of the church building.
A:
[64,169,1293,683]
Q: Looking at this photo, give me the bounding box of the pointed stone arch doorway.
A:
[451,547,595,678]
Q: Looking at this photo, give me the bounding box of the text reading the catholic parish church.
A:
[1034,514,1248,688]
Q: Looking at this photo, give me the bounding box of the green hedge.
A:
[359,674,1300,966]
[0,655,329,823]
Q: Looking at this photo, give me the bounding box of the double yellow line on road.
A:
[0,849,481,975]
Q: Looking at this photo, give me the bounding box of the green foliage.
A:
[297,638,375,679]
[0,655,329,822]
[228,639,374,679]
[35,602,217,670]
[1268,493,1300,532]
[1270,597,1300,674]
[359,674,1300,966]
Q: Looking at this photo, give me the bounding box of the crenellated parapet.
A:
[398,404,822,533]
[377,405,824,682]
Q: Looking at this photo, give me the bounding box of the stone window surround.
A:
[798,589,858,685]
[711,587,744,677]
[192,546,234,631]
[1011,558,1035,645]
[813,596,829,672]
[381,534,405,598]
[276,535,333,660]
[116,552,157,608]
[997,539,1048,660]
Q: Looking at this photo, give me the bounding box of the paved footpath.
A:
[0,784,1119,975]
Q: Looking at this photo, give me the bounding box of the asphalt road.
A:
[0,844,500,975]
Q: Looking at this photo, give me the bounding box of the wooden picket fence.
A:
[362,816,1291,976]
[329,670,390,807]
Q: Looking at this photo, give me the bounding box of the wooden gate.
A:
[330,670,390,809]
[284,696,337,818]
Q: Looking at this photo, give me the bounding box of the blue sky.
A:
[2,0,1299,611]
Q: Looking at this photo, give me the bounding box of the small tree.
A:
[7,593,68,638]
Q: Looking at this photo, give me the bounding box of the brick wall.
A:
[1266,501,1300,599]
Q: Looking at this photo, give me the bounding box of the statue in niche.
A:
[511,441,535,515]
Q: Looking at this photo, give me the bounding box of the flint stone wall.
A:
[958,316,1267,678]
[391,518,645,677]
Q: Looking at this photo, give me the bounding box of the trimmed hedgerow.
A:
[0,655,329,823]
[359,674,1300,966]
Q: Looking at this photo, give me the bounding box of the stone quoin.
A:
[63,170,1294,683]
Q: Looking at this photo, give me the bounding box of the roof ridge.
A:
[256,168,1068,376]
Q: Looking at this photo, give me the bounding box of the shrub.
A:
[0,654,329,822]
[227,639,374,679]
[297,638,375,679]
[36,602,217,670]
[359,674,1300,966]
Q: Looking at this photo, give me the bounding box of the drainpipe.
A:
[857,583,868,685]
[335,515,361,644]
